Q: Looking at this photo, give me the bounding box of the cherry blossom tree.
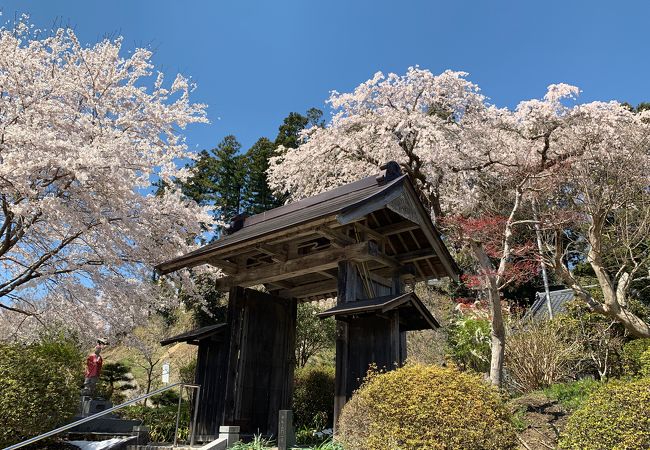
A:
[0,21,211,340]
[269,67,531,385]
[268,67,650,385]
[532,101,650,337]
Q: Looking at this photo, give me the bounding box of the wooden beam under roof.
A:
[280,279,338,299]
[352,222,386,243]
[281,263,394,299]
[316,226,355,248]
[396,248,439,263]
[215,241,392,290]
[207,257,239,274]
[255,243,287,262]
[156,168,459,280]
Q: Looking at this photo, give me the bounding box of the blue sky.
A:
[3,1,649,153]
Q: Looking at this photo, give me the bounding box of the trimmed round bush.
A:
[337,364,517,450]
[559,377,650,449]
[293,365,335,429]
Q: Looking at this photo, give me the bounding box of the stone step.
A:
[127,445,201,450]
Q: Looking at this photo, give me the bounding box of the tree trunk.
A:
[471,242,506,387]
[609,308,650,337]
[143,368,153,407]
[551,238,650,338]
[487,283,506,387]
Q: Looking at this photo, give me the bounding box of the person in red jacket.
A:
[82,338,108,397]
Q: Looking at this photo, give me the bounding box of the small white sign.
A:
[162,362,170,384]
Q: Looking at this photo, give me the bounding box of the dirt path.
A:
[510,392,569,450]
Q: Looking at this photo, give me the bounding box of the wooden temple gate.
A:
[157,162,459,441]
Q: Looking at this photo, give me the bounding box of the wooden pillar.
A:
[400,331,408,364]
[392,271,406,367]
[223,286,245,426]
[193,336,229,441]
[389,311,401,368]
[392,273,405,295]
[334,260,358,428]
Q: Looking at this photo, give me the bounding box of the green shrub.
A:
[543,378,600,411]
[446,314,491,373]
[0,335,83,447]
[230,434,274,450]
[557,302,625,379]
[505,319,581,393]
[621,337,650,376]
[150,389,180,406]
[337,364,517,450]
[97,361,136,404]
[559,377,650,449]
[293,365,335,429]
[120,404,189,443]
[640,349,650,376]
[179,358,197,385]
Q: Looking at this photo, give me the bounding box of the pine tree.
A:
[98,362,136,404]
[180,149,221,207]
[274,108,324,149]
[181,135,246,230]
[212,135,246,225]
[180,109,323,230]
[243,137,285,214]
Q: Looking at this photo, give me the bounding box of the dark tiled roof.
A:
[528,289,575,320]
[156,165,460,282]
[156,174,407,274]
[317,292,440,330]
[159,323,227,346]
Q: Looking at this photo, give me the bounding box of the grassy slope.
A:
[100,310,198,398]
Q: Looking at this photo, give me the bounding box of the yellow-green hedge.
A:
[337,364,517,450]
[559,377,650,450]
[622,337,650,376]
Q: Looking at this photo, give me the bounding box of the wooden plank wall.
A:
[346,315,395,395]
[223,287,297,436]
[193,336,229,441]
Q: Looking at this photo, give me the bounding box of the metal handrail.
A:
[4,382,201,450]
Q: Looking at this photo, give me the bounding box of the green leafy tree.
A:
[295,303,336,367]
[0,334,83,446]
[446,314,491,373]
[213,135,246,224]
[179,359,197,385]
[181,109,324,228]
[180,149,221,208]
